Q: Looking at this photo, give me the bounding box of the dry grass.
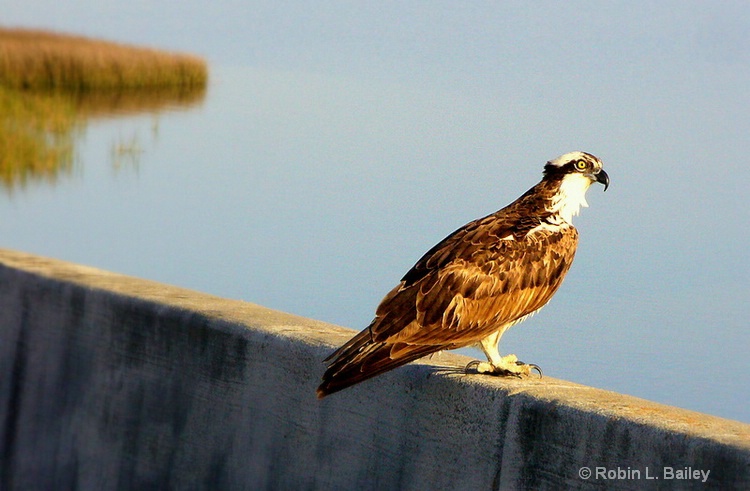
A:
[0,28,208,190]
[0,28,208,91]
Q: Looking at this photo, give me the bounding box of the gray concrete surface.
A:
[0,248,748,490]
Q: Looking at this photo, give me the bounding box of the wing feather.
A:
[318,194,580,398]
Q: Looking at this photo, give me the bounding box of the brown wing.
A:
[317,206,578,398]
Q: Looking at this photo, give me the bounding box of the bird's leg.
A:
[465,331,542,378]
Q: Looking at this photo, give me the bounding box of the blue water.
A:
[2,2,749,423]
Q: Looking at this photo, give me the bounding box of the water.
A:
[1,3,749,423]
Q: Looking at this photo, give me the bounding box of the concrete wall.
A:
[0,248,748,490]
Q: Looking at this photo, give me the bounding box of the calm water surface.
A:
[1,3,749,423]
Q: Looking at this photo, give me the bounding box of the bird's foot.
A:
[465,354,542,378]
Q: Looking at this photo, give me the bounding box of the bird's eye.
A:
[574,160,587,171]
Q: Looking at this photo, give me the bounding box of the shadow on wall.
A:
[0,249,749,490]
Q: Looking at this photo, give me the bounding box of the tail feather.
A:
[323,325,372,363]
[317,338,441,398]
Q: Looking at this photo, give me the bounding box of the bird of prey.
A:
[317,151,609,398]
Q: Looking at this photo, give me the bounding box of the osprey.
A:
[317,151,609,398]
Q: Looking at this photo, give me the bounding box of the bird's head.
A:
[544,151,609,191]
[542,151,609,223]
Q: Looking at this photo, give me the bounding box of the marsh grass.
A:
[0,28,208,90]
[0,27,208,190]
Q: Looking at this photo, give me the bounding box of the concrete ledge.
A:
[0,248,748,490]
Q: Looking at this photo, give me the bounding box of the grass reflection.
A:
[0,86,79,189]
[0,28,208,191]
[72,84,207,119]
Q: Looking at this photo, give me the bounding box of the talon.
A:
[465,358,541,378]
[515,360,543,378]
[464,360,481,374]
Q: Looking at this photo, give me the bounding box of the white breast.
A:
[550,173,592,224]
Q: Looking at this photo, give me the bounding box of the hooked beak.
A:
[595,169,610,191]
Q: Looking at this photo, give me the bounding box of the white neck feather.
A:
[550,173,592,224]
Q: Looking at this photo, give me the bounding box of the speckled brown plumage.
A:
[317,152,608,397]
